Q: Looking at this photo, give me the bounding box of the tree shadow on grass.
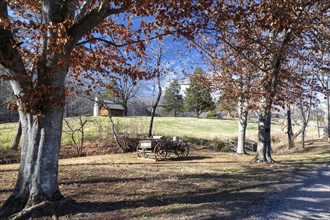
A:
[0,189,12,194]
[59,177,148,185]
[168,155,212,161]
[57,163,330,219]
[59,155,241,167]
[0,169,18,173]
[58,189,260,218]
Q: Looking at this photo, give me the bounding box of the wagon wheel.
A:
[154,143,167,161]
[176,141,189,158]
[136,143,150,158]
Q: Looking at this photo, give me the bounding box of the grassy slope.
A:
[0,116,320,151]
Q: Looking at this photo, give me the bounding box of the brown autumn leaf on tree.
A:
[189,0,329,161]
[0,0,214,218]
[0,0,328,218]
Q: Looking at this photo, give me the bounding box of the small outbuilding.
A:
[93,98,125,117]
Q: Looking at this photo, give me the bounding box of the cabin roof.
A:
[101,101,125,111]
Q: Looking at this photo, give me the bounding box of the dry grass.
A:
[0,140,329,219]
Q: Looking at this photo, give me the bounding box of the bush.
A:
[215,141,226,151]
[207,110,215,118]
[219,146,232,152]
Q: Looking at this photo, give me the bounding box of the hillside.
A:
[0,116,320,151]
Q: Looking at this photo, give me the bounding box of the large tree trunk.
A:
[255,95,274,163]
[286,104,294,149]
[0,102,65,218]
[237,98,248,154]
[148,74,162,138]
[255,97,266,162]
[1,1,74,211]
[0,33,69,218]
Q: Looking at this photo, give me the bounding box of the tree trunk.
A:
[255,96,274,163]
[264,111,273,162]
[316,115,320,138]
[300,89,313,148]
[11,120,22,150]
[1,55,68,218]
[107,112,129,152]
[324,93,330,140]
[123,102,128,116]
[255,98,266,162]
[287,104,294,149]
[254,29,292,163]
[0,104,65,218]
[237,98,248,154]
[301,122,306,148]
[148,74,162,138]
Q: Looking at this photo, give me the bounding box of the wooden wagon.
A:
[136,136,189,161]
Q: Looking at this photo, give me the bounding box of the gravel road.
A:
[240,163,330,220]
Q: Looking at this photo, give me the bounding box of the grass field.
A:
[0,116,320,151]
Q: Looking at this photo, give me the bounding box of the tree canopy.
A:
[0,0,329,218]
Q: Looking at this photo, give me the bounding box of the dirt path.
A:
[238,163,330,220]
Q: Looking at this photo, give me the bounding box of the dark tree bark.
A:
[264,111,273,162]
[255,94,274,163]
[148,73,162,138]
[287,104,294,149]
[123,104,128,116]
